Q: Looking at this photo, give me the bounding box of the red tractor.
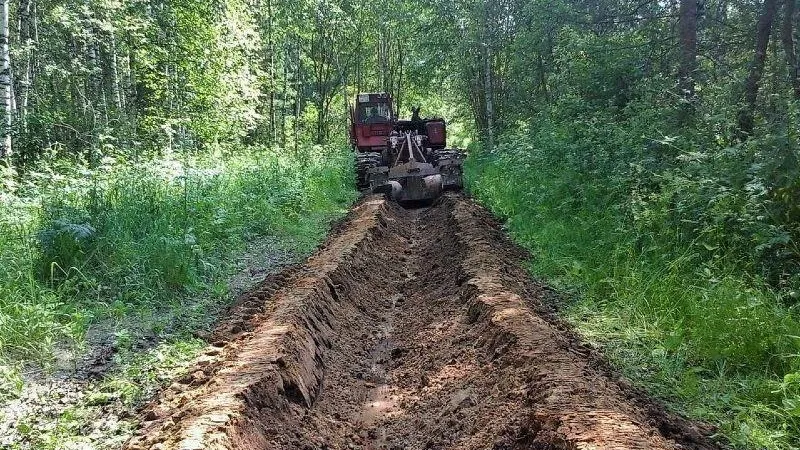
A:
[349,92,464,202]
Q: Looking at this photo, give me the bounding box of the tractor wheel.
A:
[355,152,382,190]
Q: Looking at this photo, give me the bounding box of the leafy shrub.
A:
[37,217,97,282]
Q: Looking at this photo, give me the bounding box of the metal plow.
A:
[371,131,463,203]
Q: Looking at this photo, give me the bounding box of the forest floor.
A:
[122,193,723,450]
[0,237,303,450]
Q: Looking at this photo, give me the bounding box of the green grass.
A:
[0,144,357,396]
[465,130,800,449]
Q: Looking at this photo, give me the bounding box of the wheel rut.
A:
[124,194,723,450]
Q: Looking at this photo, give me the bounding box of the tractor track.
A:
[124,194,722,450]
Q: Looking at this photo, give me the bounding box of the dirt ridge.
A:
[448,196,716,449]
[124,194,721,450]
[125,198,398,449]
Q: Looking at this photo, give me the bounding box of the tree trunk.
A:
[483,44,494,150]
[737,0,780,140]
[379,27,393,95]
[267,0,275,145]
[536,53,549,100]
[85,9,102,154]
[396,47,403,115]
[16,0,32,135]
[127,43,139,158]
[782,0,800,99]
[677,0,698,124]
[480,0,495,150]
[0,0,12,158]
[110,30,124,112]
[312,13,323,145]
[356,35,362,93]
[281,41,288,148]
[294,40,300,155]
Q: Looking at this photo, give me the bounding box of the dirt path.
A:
[124,194,721,450]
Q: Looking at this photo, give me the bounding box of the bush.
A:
[37,216,97,282]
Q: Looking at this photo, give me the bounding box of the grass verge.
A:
[465,131,800,450]
[0,144,356,397]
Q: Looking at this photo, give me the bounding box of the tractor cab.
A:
[350,93,395,152]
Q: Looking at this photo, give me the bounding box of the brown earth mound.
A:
[124,194,722,450]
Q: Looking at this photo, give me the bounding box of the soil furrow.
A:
[124,194,721,450]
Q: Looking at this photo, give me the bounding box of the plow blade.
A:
[373,161,443,203]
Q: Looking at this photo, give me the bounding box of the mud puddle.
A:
[357,293,401,448]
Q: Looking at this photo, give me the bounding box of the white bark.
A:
[281,42,288,148]
[0,0,11,158]
[483,44,494,150]
[293,41,300,154]
[267,0,275,144]
[111,30,123,111]
[17,0,31,131]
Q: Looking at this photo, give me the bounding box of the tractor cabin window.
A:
[358,103,391,124]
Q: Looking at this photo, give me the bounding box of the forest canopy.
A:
[2,0,800,448]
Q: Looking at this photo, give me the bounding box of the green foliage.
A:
[0,144,356,368]
[5,0,800,447]
[450,0,800,445]
[11,0,267,161]
[37,216,98,281]
[466,118,800,447]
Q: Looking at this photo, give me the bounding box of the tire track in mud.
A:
[124,194,722,450]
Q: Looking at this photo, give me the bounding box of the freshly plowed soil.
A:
[124,194,722,450]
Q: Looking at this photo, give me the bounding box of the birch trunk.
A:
[111,30,123,111]
[396,47,403,115]
[294,41,300,155]
[483,45,494,150]
[17,0,32,132]
[0,0,12,158]
[267,0,275,144]
[281,41,288,148]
